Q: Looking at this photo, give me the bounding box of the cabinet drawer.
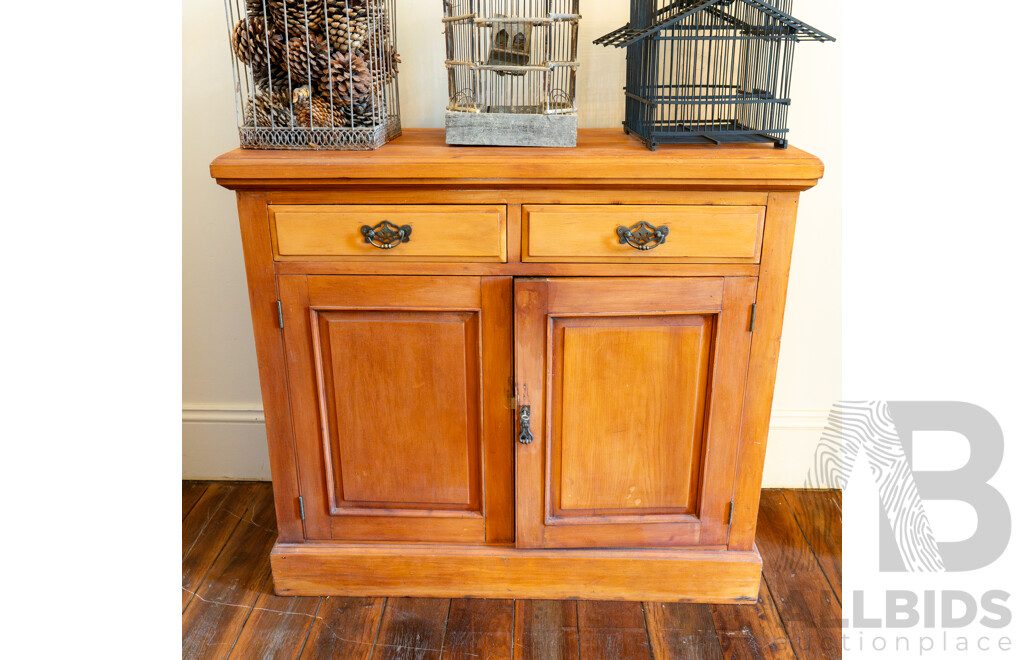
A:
[271,205,507,262]
[523,205,765,263]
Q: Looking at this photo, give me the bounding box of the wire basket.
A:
[225,0,401,150]
[443,0,581,147]
[595,0,834,150]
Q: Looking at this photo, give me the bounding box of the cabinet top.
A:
[210,128,824,191]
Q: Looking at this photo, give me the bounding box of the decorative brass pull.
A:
[616,221,670,251]
[361,221,412,250]
[518,406,534,445]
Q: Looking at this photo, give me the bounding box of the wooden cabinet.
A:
[212,129,824,603]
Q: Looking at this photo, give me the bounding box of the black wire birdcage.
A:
[595,0,834,150]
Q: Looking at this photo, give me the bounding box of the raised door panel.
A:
[280,275,513,544]
[515,277,757,549]
[320,311,480,510]
[553,316,710,516]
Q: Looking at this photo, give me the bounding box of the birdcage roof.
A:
[594,0,835,48]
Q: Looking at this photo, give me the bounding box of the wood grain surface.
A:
[278,275,513,545]
[211,129,824,190]
[272,205,507,262]
[523,204,764,263]
[183,483,840,659]
[514,277,754,550]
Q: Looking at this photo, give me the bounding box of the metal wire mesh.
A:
[225,0,401,150]
[595,0,833,150]
[443,0,581,115]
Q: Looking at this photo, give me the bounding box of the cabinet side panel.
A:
[235,191,304,542]
[729,192,801,551]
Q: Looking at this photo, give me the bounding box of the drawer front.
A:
[271,205,507,262]
[523,205,765,263]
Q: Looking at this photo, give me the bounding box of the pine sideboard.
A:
[210,129,824,603]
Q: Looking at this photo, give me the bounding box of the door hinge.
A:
[277,300,284,329]
[298,496,305,521]
[749,303,757,332]
[728,501,735,525]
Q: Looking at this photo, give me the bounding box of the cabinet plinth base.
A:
[270,542,762,603]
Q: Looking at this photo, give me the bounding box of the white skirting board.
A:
[182,405,270,481]
[182,406,830,486]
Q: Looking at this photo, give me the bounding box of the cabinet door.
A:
[514,277,757,549]
[280,275,513,544]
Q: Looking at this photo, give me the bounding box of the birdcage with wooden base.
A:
[443,0,581,147]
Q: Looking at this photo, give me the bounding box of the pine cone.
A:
[245,86,294,128]
[291,85,382,129]
[266,0,326,38]
[232,16,272,66]
[244,0,267,17]
[291,85,334,127]
[326,2,369,55]
[356,6,399,81]
[233,15,290,86]
[285,33,332,84]
[355,38,400,83]
[320,51,373,104]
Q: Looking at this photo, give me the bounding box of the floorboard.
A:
[644,601,724,660]
[577,601,652,660]
[372,598,450,660]
[756,490,842,660]
[181,484,841,660]
[183,481,209,520]
[441,599,513,660]
[783,489,842,603]
[710,577,797,660]
[228,573,322,659]
[182,485,277,659]
[513,600,579,660]
[300,597,386,660]
[182,483,262,611]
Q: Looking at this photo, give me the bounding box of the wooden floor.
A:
[183,483,840,659]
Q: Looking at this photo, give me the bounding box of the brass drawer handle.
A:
[361,221,412,250]
[518,406,534,445]
[616,221,670,251]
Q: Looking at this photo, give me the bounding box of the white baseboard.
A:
[182,405,832,486]
[182,404,271,480]
[763,410,831,488]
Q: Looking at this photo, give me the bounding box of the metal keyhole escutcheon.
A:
[518,406,534,445]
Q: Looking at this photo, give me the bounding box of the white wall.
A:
[183,0,841,486]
